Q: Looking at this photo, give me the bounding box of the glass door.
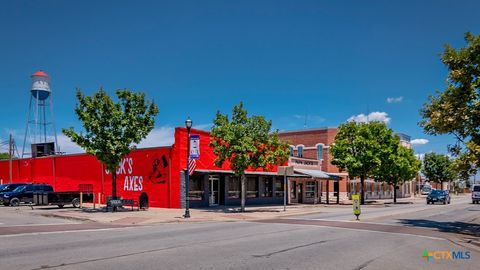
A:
[297,183,303,203]
[209,175,220,206]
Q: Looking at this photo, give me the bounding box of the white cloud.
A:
[194,123,212,131]
[387,96,403,103]
[410,139,429,145]
[348,112,391,124]
[136,126,175,148]
[57,134,85,154]
[3,126,176,155]
[29,126,175,154]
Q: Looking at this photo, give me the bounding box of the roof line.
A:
[278,127,338,134]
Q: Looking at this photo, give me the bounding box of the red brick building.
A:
[279,128,348,203]
[279,127,414,203]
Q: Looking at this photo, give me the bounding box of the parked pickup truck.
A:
[0,183,93,208]
[1,184,53,206]
[0,183,29,196]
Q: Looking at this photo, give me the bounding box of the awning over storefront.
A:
[294,168,341,180]
[195,169,313,178]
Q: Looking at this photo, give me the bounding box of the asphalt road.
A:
[0,197,478,270]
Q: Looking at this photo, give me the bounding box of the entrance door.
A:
[209,175,220,206]
[297,183,303,203]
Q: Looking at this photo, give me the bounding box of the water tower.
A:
[22,70,59,157]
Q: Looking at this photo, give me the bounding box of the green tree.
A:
[63,89,159,202]
[422,153,456,189]
[0,153,9,160]
[375,143,421,204]
[420,32,480,179]
[331,121,393,205]
[210,102,290,212]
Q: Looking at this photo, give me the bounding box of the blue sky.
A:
[0,0,479,157]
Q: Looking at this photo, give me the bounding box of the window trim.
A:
[296,144,305,158]
[315,143,324,160]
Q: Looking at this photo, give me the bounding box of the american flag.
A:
[188,158,196,176]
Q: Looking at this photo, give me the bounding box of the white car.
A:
[472,184,480,204]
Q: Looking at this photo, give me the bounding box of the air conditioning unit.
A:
[31,142,55,158]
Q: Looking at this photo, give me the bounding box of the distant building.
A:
[397,133,412,149]
[279,127,414,202]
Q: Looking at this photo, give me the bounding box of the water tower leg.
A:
[22,95,33,158]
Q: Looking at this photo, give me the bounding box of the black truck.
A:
[0,183,92,208]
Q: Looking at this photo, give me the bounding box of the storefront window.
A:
[275,178,284,197]
[247,176,258,198]
[306,181,316,198]
[261,177,272,197]
[189,175,204,201]
[228,177,241,199]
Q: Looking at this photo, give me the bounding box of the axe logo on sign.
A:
[148,154,169,184]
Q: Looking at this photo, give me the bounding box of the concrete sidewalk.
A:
[30,195,433,225]
[35,204,326,225]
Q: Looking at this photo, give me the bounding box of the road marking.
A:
[0,222,81,227]
[279,222,447,240]
[308,218,406,227]
[256,219,449,241]
[0,227,132,238]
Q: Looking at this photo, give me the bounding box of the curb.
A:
[38,212,93,223]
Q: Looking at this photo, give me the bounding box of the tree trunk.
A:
[360,175,365,205]
[393,184,397,204]
[112,172,117,200]
[241,174,246,212]
[112,172,118,212]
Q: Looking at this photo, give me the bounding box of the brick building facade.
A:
[279,127,413,203]
[279,128,349,203]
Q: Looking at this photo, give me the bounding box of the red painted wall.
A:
[0,147,174,208]
[0,128,282,208]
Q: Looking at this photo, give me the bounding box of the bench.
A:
[121,199,139,211]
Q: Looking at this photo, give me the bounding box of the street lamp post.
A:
[184,117,192,218]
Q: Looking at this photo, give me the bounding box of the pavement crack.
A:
[28,226,299,270]
[353,258,375,270]
[29,244,189,270]
[252,240,330,258]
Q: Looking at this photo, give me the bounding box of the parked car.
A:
[0,184,53,206]
[472,184,480,204]
[0,183,28,195]
[426,189,450,205]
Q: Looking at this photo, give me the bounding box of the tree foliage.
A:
[331,121,395,204]
[210,102,290,211]
[0,153,9,160]
[375,143,421,203]
[420,32,480,178]
[63,89,159,199]
[422,152,456,185]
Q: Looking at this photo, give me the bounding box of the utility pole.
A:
[9,134,13,183]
